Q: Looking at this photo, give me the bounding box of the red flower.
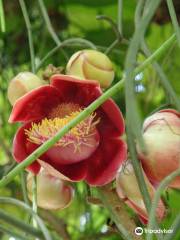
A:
[9,74,127,186]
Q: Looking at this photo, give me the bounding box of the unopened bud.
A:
[27,169,74,210]
[116,161,165,223]
[137,109,180,189]
[66,50,114,89]
[8,72,44,105]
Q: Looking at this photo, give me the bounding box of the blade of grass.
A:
[37,0,68,60]
[0,0,5,32]
[118,0,123,36]
[125,0,162,214]
[0,225,31,240]
[19,0,35,73]
[20,171,30,205]
[141,40,180,111]
[0,209,43,239]
[0,197,52,240]
[167,0,180,47]
[147,169,180,240]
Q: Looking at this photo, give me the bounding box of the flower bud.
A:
[116,161,165,223]
[8,72,44,105]
[137,109,180,188]
[27,169,74,210]
[66,49,114,89]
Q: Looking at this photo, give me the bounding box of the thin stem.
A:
[38,0,68,60]
[20,171,30,205]
[118,0,123,36]
[0,209,43,239]
[125,0,162,213]
[0,197,52,240]
[167,0,180,47]
[0,32,177,188]
[0,0,5,32]
[164,214,180,240]
[147,169,180,240]
[96,15,127,54]
[134,0,145,27]
[32,175,38,236]
[39,210,70,240]
[105,39,119,55]
[141,40,180,111]
[19,0,35,73]
[98,185,143,240]
[136,34,176,75]
[36,38,97,71]
[32,175,38,214]
[96,15,121,40]
[0,225,30,240]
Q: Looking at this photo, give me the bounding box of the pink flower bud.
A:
[116,161,165,223]
[8,72,44,105]
[137,109,180,188]
[66,50,114,89]
[27,169,74,210]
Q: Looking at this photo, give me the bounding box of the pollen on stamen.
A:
[25,110,100,153]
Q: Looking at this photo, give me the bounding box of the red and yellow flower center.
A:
[25,103,100,164]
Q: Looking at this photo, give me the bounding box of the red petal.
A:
[51,74,101,106]
[13,123,40,174]
[159,108,180,118]
[97,99,125,138]
[85,138,127,186]
[51,74,125,137]
[41,156,88,181]
[9,85,61,123]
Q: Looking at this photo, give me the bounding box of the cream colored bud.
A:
[137,109,180,189]
[8,72,44,105]
[116,161,165,222]
[66,50,114,89]
[27,169,74,210]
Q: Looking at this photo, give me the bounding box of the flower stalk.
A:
[37,0,68,60]
[167,0,180,47]
[0,0,5,32]
[0,209,43,239]
[125,0,163,214]
[0,197,52,240]
[19,0,35,73]
[97,185,143,240]
[147,169,180,240]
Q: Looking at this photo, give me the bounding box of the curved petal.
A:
[51,74,125,137]
[13,123,40,174]
[41,156,88,182]
[51,74,101,106]
[159,108,180,118]
[97,99,125,138]
[125,197,165,224]
[85,138,127,186]
[9,85,61,123]
[37,160,72,181]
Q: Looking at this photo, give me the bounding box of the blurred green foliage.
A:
[0,0,180,239]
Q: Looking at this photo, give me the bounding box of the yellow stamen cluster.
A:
[25,110,100,152]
